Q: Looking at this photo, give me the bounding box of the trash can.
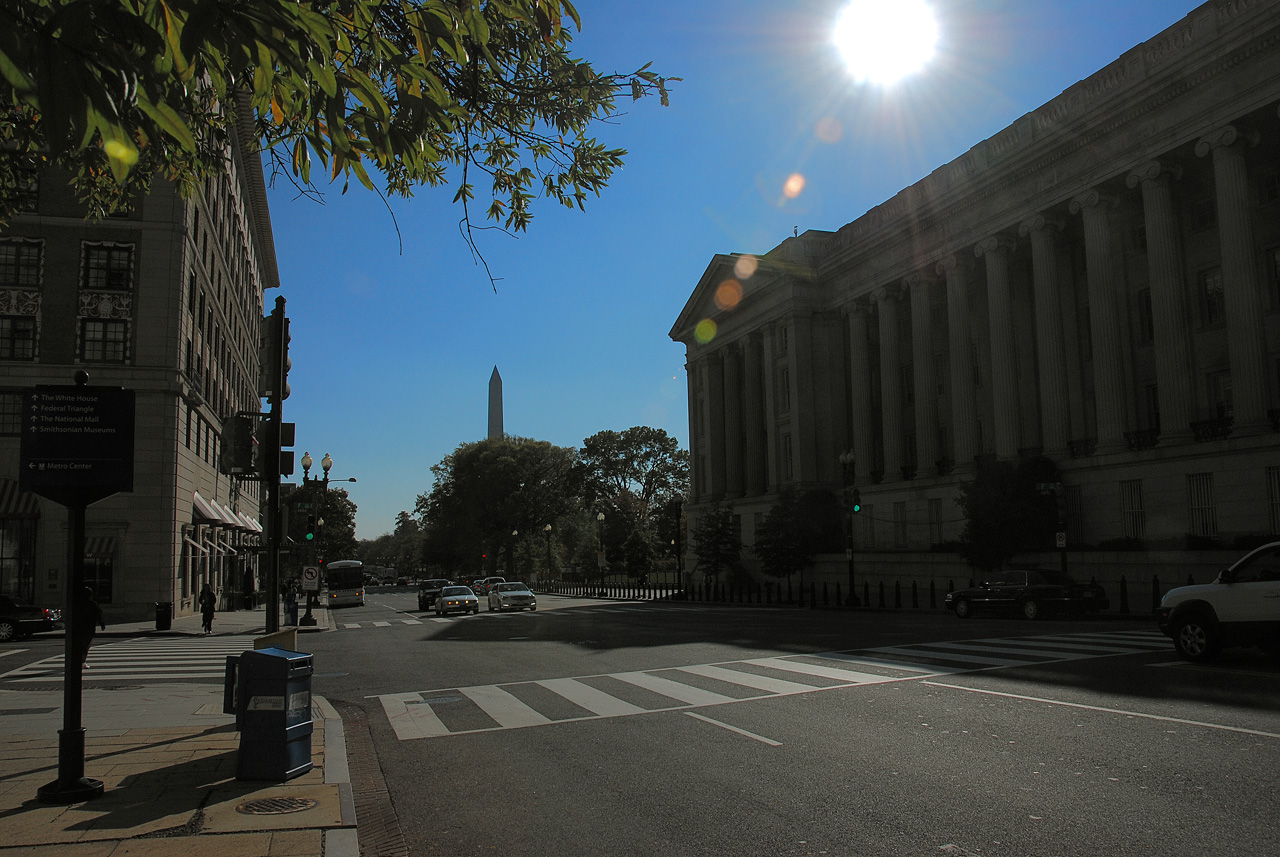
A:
[155,601,172,631]
[223,655,240,724]
[234,647,313,781]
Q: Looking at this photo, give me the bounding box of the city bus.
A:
[324,560,366,607]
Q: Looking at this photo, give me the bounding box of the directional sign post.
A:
[20,377,135,805]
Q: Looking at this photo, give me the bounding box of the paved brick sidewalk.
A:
[0,608,356,857]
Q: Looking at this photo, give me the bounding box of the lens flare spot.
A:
[695,319,718,344]
[715,280,744,311]
[815,117,843,144]
[783,173,806,199]
[734,255,759,279]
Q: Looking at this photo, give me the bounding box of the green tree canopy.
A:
[752,488,816,582]
[577,426,688,524]
[415,436,579,577]
[691,503,740,581]
[0,0,674,251]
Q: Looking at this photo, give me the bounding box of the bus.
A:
[324,560,366,607]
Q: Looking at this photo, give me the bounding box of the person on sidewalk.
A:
[73,587,106,670]
[198,583,216,635]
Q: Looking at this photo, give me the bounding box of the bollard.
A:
[894,580,902,608]
[863,581,870,607]
[822,582,829,608]
[835,583,842,607]
[1151,575,1161,612]
[1187,573,1195,586]
[1119,575,1130,613]
[787,578,793,604]
[878,581,885,608]
[911,580,919,609]
[929,579,937,609]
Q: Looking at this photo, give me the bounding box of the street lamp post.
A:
[839,450,861,607]
[596,512,605,596]
[543,524,552,585]
[299,451,356,626]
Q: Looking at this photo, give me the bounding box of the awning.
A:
[238,512,263,533]
[207,499,243,528]
[192,492,221,524]
[0,478,40,517]
[83,536,116,559]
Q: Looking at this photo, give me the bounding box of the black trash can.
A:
[234,647,313,781]
[155,601,172,631]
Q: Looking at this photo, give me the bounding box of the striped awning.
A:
[84,536,115,559]
[192,492,221,524]
[0,478,40,517]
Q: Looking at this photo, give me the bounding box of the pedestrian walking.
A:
[73,587,106,670]
[198,583,216,635]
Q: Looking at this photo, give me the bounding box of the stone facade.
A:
[671,0,1280,591]
[0,117,277,622]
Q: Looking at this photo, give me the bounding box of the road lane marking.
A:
[0,650,26,659]
[372,621,392,627]
[815,652,959,674]
[741,657,898,685]
[924,681,1280,739]
[684,712,781,746]
[460,686,553,729]
[380,692,450,739]
[865,646,1037,667]
[536,678,648,717]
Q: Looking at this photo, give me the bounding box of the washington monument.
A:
[488,366,503,440]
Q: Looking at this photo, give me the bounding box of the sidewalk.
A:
[0,607,357,857]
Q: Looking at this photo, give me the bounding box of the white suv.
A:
[1155,541,1280,662]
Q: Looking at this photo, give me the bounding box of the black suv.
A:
[1155,541,1280,661]
[417,579,451,611]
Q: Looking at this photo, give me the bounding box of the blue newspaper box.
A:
[235,647,313,781]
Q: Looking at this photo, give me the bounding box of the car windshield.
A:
[422,580,448,588]
[441,586,472,596]
[496,583,529,592]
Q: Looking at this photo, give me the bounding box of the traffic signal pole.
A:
[262,296,288,633]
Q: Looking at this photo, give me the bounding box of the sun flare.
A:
[833,0,939,86]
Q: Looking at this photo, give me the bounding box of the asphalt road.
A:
[6,588,1276,855]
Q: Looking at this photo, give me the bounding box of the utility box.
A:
[234,646,313,781]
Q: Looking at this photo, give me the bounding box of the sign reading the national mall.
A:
[19,385,135,505]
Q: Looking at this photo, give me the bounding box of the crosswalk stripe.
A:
[864,646,1034,667]
[372,621,392,627]
[612,671,736,706]
[677,664,820,695]
[461,686,553,729]
[537,678,647,717]
[815,652,959,674]
[922,641,1099,659]
[742,657,895,685]
[402,620,423,625]
[343,623,360,629]
[382,692,449,739]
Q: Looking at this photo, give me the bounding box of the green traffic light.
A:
[852,504,861,513]
[305,532,314,540]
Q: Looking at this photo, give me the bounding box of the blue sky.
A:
[266,1,1204,539]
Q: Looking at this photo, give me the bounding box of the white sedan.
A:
[488,582,537,612]
[435,585,479,616]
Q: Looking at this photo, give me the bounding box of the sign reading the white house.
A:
[19,386,135,504]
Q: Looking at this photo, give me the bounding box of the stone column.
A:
[1069,189,1128,451]
[975,236,1021,459]
[938,255,978,468]
[1196,126,1270,432]
[906,273,938,475]
[686,358,700,501]
[743,332,766,495]
[1019,215,1071,453]
[723,343,744,498]
[1127,161,1194,441]
[847,302,875,483]
[705,350,727,498]
[876,285,903,481]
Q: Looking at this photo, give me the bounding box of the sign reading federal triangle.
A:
[19,385,135,505]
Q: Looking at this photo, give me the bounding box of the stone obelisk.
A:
[487,366,503,440]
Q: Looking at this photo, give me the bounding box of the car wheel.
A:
[1173,616,1221,662]
[0,620,15,642]
[529,605,536,611]
[489,602,495,612]
[953,598,972,619]
[1020,598,1041,620]
[472,606,479,614]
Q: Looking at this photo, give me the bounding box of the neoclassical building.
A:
[671,0,1280,587]
[0,111,275,622]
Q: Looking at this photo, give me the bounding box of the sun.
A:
[833,0,939,86]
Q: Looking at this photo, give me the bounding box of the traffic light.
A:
[851,489,861,514]
[219,414,255,475]
[305,515,316,541]
[257,305,291,403]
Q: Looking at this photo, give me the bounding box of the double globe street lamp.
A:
[299,451,356,625]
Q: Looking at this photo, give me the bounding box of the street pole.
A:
[263,296,287,633]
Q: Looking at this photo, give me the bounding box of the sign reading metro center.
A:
[19,386,136,505]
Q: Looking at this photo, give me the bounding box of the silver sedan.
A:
[435,585,479,616]
[488,582,537,612]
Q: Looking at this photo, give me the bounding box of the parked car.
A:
[944,569,1109,620]
[417,579,451,611]
[435,585,479,616]
[1155,541,1280,662]
[488,582,537,612]
[0,595,63,642]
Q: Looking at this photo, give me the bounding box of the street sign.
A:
[19,385,135,505]
[1055,532,1067,549]
[301,566,320,592]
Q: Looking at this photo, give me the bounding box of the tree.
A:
[753,488,816,585]
[415,436,579,578]
[690,504,740,582]
[957,457,1058,572]
[0,1,674,266]
[577,427,689,521]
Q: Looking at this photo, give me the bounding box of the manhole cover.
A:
[236,797,318,815]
